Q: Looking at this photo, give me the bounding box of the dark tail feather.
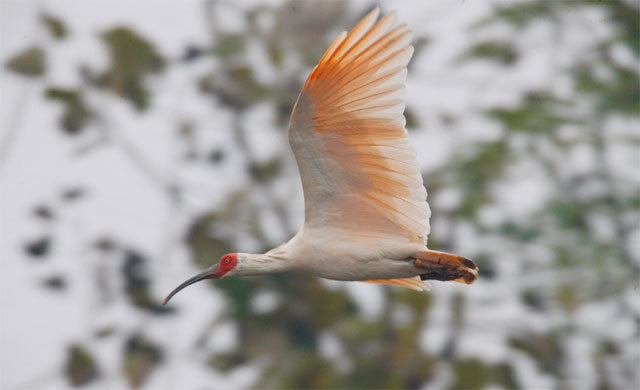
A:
[414,249,478,285]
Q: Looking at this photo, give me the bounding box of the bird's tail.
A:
[414,250,478,284]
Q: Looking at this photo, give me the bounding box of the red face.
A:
[215,253,237,278]
[162,252,238,305]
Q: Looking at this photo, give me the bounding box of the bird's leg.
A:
[413,249,478,284]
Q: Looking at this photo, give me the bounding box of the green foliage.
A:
[460,41,519,65]
[453,141,509,218]
[499,221,541,242]
[476,2,556,29]
[470,253,496,280]
[268,46,283,66]
[41,13,67,40]
[595,0,640,56]
[259,351,337,390]
[123,334,163,389]
[452,359,518,390]
[393,288,433,317]
[100,27,164,110]
[198,65,269,109]
[216,278,256,318]
[208,352,245,373]
[521,289,546,311]
[555,283,580,311]
[121,249,173,314]
[404,107,419,129]
[45,87,94,135]
[488,93,579,134]
[64,344,99,387]
[10,1,638,389]
[5,46,45,77]
[213,34,245,58]
[574,63,640,116]
[301,280,355,329]
[548,200,588,230]
[509,333,564,376]
[186,211,234,269]
[249,158,281,182]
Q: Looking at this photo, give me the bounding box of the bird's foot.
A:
[413,249,478,284]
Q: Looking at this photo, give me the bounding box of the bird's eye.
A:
[224,258,230,264]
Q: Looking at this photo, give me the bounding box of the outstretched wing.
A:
[289,8,430,248]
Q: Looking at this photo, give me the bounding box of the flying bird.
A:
[163,8,477,305]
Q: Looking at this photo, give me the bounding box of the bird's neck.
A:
[238,248,294,276]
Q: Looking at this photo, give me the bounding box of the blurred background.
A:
[1,0,638,389]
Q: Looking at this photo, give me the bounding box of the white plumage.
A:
[164,8,477,305]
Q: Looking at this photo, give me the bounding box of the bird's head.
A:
[162,253,238,305]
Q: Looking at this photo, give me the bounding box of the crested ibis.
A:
[163,8,478,305]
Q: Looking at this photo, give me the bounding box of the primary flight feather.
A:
[164,8,477,304]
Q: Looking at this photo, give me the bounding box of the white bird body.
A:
[244,226,425,281]
[163,8,478,305]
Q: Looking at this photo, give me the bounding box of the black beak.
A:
[162,263,218,305]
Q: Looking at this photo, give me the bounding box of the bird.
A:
[163,8,477,305]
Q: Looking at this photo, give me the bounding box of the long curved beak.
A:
[162,263,219,305]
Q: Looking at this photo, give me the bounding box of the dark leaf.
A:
[439,112,457,126]
[5,46,45,77]
[33,205,54,220]
[61,187,87,201]
[185,212,234,269]
[476,2,556,29]
[24,236,52,258]
[208,352,245,373]
[499,221,540,242]
[548,200,588,230]
[208,149,225,164]
[509,333,564,376]
[258,352,336,390]
[249,158,281,183]
[596,0,640,56]
[459,41,519,65]
[93,237,117,252]
[404,107,419,130]
[182,45,204,62]
[452,359,494,390]
[94,327,117,338]
[213,34,245,58]
[64,344,99,386]
[556,283,580,311]
[521,289,546,311]
[44,88,94,135]
[487,92,579,133]
[123,334,163,389]
[100,27,165,110]
[215,278,255,318]
[42,275,66,290]
[198,67,268,109]
[299,278,355,329]
[176,122,198,160]
[177,121,195,137]
[452,359,518,390]
[574,63,640,116]
[452,141,509,218]
[409,36,431,66]
[41,13,67,40]
[268,46,283,66]
[473,254,496,280]
[121,249,173,315]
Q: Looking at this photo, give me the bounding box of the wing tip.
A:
[367,7,381,20]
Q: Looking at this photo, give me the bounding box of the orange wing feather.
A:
[361,277,431,291]
[289,9,431,290]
